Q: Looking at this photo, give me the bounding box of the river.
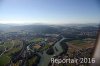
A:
[38,37,66,66]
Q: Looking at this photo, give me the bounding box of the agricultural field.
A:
[33,38,44,43]
[67,38,96,54]
[29,38,44,44]
[0,40,23,66]
[0,45,5,55]
[39,44,50,52]
[28,56,38,66]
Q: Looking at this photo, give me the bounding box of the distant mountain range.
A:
[0,23,99,33]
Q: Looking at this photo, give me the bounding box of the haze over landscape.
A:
[0,0,100,66]
[0,0,100,25]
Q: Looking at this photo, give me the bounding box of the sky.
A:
[0,0,100,25]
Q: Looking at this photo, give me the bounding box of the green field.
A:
[28,56,38,66]
[69,40,85,45]
[68,38,95,46]
[0,46,5,51]
[39,44,50,52]
[0,40,23,66]
[4,41,13,50]
[0,46,5,55]
[33,38,44,42]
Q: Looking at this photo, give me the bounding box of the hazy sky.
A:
[0,0,100,24]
